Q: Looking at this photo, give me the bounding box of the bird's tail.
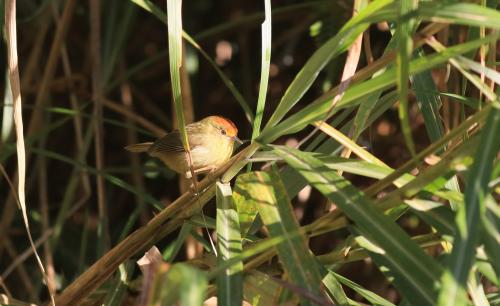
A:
[124,142,153,153]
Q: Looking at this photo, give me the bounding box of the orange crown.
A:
[211,116,238,137]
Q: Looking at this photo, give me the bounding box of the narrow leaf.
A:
[237,171,325,306]
[251,0,272,140]
[233,176,260,236]
[439,106,500,306]
[396,0,418,155]
[273,145,443,305]
[216,182,243,306]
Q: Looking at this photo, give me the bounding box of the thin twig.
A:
[38,143,57,297]
[20,11,51,90]
[120,61,148,230]
[103,98,166,137]
[2,238,33,300]
[90,0,110,252]
[53,1,92,218]
[1,230,53,281]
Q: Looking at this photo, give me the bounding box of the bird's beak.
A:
[233,136,243,144]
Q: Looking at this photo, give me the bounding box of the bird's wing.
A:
[149,131,185,153]
[148,128,204,154]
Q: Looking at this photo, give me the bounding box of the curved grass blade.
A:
[164,223,193,262]
[396,0,418,156]
[258,33,499,143]
[411,48,463,211]
[165,0,189,150]
[102,261,134,306]
[438,106,500,306]
[333,272,396,306]
[417,3,500,28]
[251,0,272,140]
[264,0,395,129]
[195,1,328,41]
[322,272,349,306]
[29,147,161,209]
[236,171,325,306]
[273,145,443,305]
[216,182,243,306]
[277,91,397,200]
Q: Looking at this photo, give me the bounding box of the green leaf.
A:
[405,199,455,236]
[264,0,396,129]
[396,0,418,156]
[323,272,349,306]
[411,50,444,144]
[439,106,500,306]
[482,196,500,278]
[216,182,243,306]
[102,1,137,86]
[273,145,443,305]
[233,176,260,236]
[334,272,396,306]
[258,33,500,144]
[251,0,272,140]
[151,263,208,306]
[102,261,134,306]
[243,270,297,306]
[165,0,189,150]
[164,223,193,262]
[418,3,500,29]
[236,171,325,306]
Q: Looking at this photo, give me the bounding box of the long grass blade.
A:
[396,0,418,156]
[216,182,243,306]
[258,33,499,144]
[273,145,443,305]
[4,1,53,304]
[264,0,395,129]
[236,171,325,306]
[166,0,188,148]
[251,0,272,140]
[438,106,500,306]
[333,272,396,306]
[418,3,500,28]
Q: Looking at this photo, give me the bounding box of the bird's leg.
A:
[186,166,217,195]
[185,165,217,179]
[188,178,200,195]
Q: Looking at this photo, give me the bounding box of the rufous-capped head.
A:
[205,115,238,138]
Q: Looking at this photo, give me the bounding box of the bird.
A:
[125,116,241,178]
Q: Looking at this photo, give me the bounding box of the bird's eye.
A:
[220,129,227,135]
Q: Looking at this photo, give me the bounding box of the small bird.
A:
[125,116,241,178]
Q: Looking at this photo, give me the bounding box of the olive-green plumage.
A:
[125,116,240,178]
